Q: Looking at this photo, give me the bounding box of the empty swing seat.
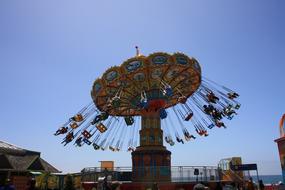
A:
[70,114,84,122]
[70,122,79,129]
[124,116,134,126]
[82,130,92,139]
[83,138,92,145]
[96,123,107,133]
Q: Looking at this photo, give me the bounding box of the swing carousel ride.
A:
[54,48,240,152]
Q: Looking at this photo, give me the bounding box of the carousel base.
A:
[81,181,223,190]
[131,145,171,182]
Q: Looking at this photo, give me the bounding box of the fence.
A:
[81,166,220,182]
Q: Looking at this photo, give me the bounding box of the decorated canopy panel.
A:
[91,52,201,116]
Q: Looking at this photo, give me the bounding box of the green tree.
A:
[64,174,75,190]
[36,172,50,190]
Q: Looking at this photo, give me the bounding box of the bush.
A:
[64,175,75,190]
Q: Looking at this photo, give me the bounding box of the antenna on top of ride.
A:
[135,46,142,57]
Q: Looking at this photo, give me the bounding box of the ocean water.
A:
[248,175,283,185]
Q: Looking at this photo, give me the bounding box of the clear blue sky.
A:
[0,0,284,175]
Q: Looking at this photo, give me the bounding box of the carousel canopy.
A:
[54,50,240,152]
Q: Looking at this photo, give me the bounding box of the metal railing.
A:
[81,166,219,183]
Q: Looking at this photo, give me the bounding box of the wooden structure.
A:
[0,140,60,190]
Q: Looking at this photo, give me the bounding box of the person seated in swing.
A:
[235,103,241,109]
[228,92,239,99]
[139,91,148,109]
[75,137,82,147]
[54,126,68,136]
[215,120,226,128]
[127,147,135,152]
[203,104,216,115]
[101,146,106,151]
[212,108,224,120]
[178,95,187,104]
[196,128,208,136]
[109,146,116,151]
[203,105,212,115]
[164,85,173,97]
[91,114,102,125]
[207,92,219,104]
[185,112,193,121]
[91,112,109,125]
[176,136,184,144]
[62,132,74,146]
[223,107,237,117]
[165,136,171,143]
[184,130,196,140]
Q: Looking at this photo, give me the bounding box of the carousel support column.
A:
[132,111,171,182]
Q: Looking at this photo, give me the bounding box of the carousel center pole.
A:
[131,111,171,182]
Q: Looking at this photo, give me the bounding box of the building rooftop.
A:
[0,140,60,173]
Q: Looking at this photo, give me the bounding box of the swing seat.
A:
[70,114,84,122]
[184,131,195,141]
[70,122,79,129]
[215,121,226,128]
[124,116,134,126]
[92,143,100,150]
[176,137,184,144]
[54,127,68,136]
[96,123,107,133]
[235,104,241,110]
[101,112,109,120]
[65,132,74,142]
[207,93,219,104]
[184,112,193,121]
[159,108,167,119]
[196,129,205,136]
[91,115,102,125]
[207,123,215,129]
[228,92,239,100]
[165,137,175,146]
[109,146,116,151]
[226,115,234,120]
[75,137,82,147]
[83,138,92,145]
[178,96,187,104]
[82,130,92,139]
[198,132,204,136]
